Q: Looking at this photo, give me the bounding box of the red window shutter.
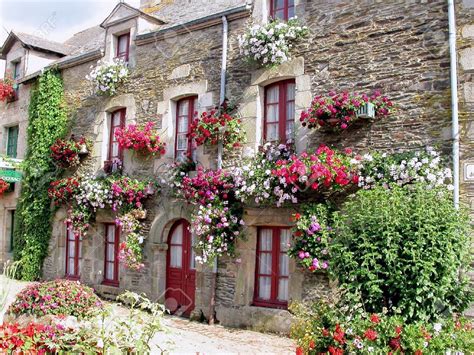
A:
[253,227,290,308]
[264,79,295,143]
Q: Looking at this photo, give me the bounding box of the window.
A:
[103,223,120,286]
[8,210,15,253]
[6,125,19,158]
[175,97,196,160]
[107,109,125,163]
[270,0,295,21]
[264,80,295,143]
[65,226,82,280]
[116,33,130,62]
[254,227,290,308]
[13,61,21,80]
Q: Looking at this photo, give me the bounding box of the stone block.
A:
[462,24,474,38]
[460,48,474,70]
[168,64,191,80]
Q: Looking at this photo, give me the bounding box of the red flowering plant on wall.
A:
[0,179,10,195]
[288,203,333,272]
[300,90,393,130]
[176,167,244,263]
[188,103,246,149]
[47,177,80,205]
[50,136,91,168]
[115,121,166,157]
[0,75,15,102]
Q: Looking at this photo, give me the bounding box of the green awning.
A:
[0,169,22,182]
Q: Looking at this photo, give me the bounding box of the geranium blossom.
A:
[50,136,90,168]
[0,179,10,195]
[239,18,308,67]
[0,75,15,102]
[300,91,393,130]
[115,122,166,157]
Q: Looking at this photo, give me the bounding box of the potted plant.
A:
[114,121,166,158]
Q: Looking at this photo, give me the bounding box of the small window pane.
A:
[106,263,114,280]
[259,253,272,275]
[279,254,289,276]
[288,6,295,18]
[259,229,273,251]
[107,226,115,242]
[280,229,290,252]
[275,9,285,20]
[258,276,272,300]
[107,244,115,261]
[113,112,122,126]
[273,0,284,9]
[178,100,189,116]
[266,104,279,123]
[177,134,188,151]
[171,224,183,244]
[68,259,75,275]
[68,240,76,257]
[266,124,279,142]
[287,83,296,100]
[178,116,188,133]
[118,35,128,53]
[266,86,279,104]
[170,246,182,267]
[278,279,289,301]
[190,233,196,270]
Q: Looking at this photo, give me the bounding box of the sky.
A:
[0,0,141,76]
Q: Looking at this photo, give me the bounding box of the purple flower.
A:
[298,251,305,259]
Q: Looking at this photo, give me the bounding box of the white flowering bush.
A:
[238,18,308,67]
[86,58,129,96]
[358,147,453,190]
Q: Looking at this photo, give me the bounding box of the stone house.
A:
[1,0,474,332]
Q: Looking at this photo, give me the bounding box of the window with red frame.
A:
[264,80,295,143]
[65,226,82,280]
[107,108,125,165]
[103,223,120,286]
[116,33,130,62]
[270,0,295,21]
[254,227,290,308]
[175,96,196,160]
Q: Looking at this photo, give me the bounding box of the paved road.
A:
[0,276,295,354]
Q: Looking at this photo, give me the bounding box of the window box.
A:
[356,102,376,119]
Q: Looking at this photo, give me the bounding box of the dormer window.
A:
[116,33,130,62]
[270,0,295,21]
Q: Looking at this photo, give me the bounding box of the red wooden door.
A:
[166,220,196,316]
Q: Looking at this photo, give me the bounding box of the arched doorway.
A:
[165,219,196,316]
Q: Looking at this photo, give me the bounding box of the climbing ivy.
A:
[14,69,68,280]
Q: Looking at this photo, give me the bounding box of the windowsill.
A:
[252,300,288,310]
[65,275,80,281]
[102,280,119,287]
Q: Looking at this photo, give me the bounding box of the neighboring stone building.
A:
[1,0,474,332]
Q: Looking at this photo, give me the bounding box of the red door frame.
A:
[65,226,81,280]
[253,226,289,309]
[174,97,196,160]
[103,223,120,287]
[263,79,295,143]
[165,219,196,316]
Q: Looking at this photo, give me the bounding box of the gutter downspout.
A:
[208,15,228,326]
[448,0,460,209]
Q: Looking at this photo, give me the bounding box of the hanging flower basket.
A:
[86,58,129,96]
[115,121,166,158]
[0,179,10,196]
[238,18,308,67]
[300,90,394,131]
[0,77,15,102]
[50,136,91,168]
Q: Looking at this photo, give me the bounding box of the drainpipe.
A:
[448,0,460,209]
[208,15,228,326]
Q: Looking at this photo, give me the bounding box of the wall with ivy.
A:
[14,69,68,280]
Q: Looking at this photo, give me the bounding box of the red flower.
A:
[364,329,378,341]
[370,314,380,324]
[389,336,401,351]
[395,326,403,335]
[333,324,345,344]
[296,347,304,355]
[414,350,423,355]
[293,213,301,221]
[328,346,343,355]
[309,340,315,349]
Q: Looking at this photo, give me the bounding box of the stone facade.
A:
[2,0,474,333]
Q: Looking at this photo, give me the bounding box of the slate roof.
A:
[0,31,72,58]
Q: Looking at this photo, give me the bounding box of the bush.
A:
[330,185,472,322]
[290,301,474,354]
[7,279,102,319]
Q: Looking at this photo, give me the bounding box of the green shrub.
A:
[7,279,102,319]
[330,184,472,322]
[290,301,474,354]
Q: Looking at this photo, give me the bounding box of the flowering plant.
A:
[288,204,332,272]
[300,91,393,130]
[86,58,128,96]
[7,279,102,319]
[291,301,474,355]
[0,178,10,195]
[50,136,90,168]
[115,122,166,157]
[178,167,244,263]
[358,147,453,191]
[0,75,15,102]
[188,108,245,149]
[239,18,308,67]
[233,144,359,207]
[48,177,80,205]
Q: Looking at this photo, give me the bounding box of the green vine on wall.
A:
[14,69,69,280]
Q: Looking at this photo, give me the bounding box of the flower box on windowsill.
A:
[356,102,375,119]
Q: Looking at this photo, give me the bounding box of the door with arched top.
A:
[165,219,196,316]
